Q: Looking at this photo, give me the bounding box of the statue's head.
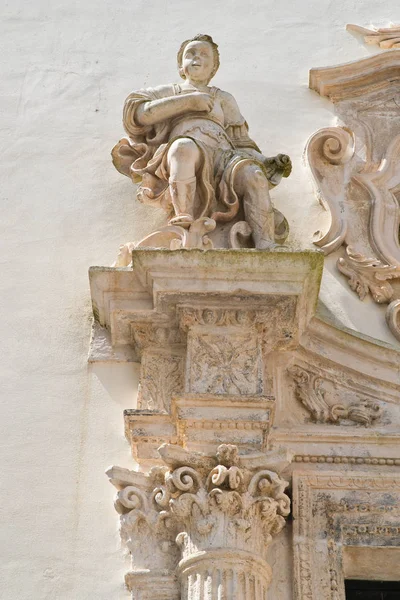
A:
[177,34,220,83]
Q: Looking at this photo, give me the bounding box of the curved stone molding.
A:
[337,248,399,304]
[288,364,382,425]
[306,127,355,254]
[386,299,400,340]
[309,50,400,101]
[293,472,400,600]
[108,444,291,599]
[308,51,400,341]
[347,23,400,49]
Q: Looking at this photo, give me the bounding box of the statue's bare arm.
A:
[136,92,214,127]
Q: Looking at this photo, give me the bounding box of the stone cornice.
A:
[347,23,400,50]
[309,50,400,101]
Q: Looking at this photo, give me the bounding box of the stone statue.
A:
[112,34,291,257]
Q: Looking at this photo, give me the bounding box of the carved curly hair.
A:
[177,34,220,80]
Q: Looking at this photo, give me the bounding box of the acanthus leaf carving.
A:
[106,465,180,575]
[189,332,262,395]
[138,351,184,412]
[109,444,291,599]
[337,247,400,304]
[288,365,382,426]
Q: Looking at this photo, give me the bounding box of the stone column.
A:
[179,551,272,600]
[106,465,180,600]
[108,444,290,600]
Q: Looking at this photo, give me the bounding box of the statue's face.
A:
[181,40,215,82]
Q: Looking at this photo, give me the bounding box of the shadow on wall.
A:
[89,362,140,410]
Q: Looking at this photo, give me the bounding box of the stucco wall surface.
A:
[0,1,399,598]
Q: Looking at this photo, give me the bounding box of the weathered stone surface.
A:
[108,444,291,599]
[97,34,400,600]
[293,472,400,600]
[90,249,322,464]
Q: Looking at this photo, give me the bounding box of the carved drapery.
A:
[108,444,290,600]
[307,51,400,342]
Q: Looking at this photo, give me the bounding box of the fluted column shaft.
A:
[179,550,272,600]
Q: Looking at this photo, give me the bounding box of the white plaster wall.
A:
[0,1,399,598]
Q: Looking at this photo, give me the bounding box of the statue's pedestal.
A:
[95,249,323,599]
[90,249,322,460]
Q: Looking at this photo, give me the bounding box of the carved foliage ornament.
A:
[138,352,183,412]
[189,332,262,395]
[107,444,291,596]
[307,51,400,341]
[288,365,382,426]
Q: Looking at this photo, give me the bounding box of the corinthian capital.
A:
[108,444,291,599]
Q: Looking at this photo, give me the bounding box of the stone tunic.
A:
[112,84,262,222]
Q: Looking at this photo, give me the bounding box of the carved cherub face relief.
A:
[181,40,215,84]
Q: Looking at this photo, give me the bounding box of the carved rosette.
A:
[108,444,291,599]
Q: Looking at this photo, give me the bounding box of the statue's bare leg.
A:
[167,138,201,227]
[234,163,276,249]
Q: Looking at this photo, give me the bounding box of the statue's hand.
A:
[263,153,292,182]
[274,154,292,178]
[189,92,214,113]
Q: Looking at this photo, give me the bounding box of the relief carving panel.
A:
[138,351,184,412]
[288,365,382,426]
[188,330,262,395]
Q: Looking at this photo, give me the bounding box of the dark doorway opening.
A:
[345,580,400,600]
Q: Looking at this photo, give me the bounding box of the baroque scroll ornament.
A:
[307,51,400,342]
[112,33,291,259]
[288,365,382,426]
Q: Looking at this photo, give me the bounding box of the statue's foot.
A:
[168,214,194,228]
[255,239,279,250]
